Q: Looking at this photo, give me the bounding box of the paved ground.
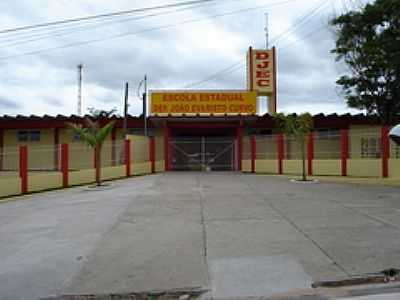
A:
[1,172,400,300]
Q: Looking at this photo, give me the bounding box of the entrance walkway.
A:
[1,173,400,299]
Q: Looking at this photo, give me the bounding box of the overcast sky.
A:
[0,0,367,117]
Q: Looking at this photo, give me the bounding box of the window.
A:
[247,128,273,136]
[17,131,28,142]
[127,128,154,136]
[30,131,40,141]
[17,130,41,142]
[361,137,381,158]
[72,132,82,142]
[395,145,400,159]
[316,129,340,140]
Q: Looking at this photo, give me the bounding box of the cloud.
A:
[0,97,20,109]
[0,0,356,116]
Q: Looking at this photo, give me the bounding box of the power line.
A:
[0,0,270,48]
[182,0,330,88]
[180,0,395,89]
[270,0,330,45]
[0,0,215,35]
[0,0,296,61]
[0,3,211,48]
[0,0,255,45]
[184,60,245,88]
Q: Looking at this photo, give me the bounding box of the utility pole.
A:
[123,82,129,137]
[143,75,148,137]
[77,64,83,116]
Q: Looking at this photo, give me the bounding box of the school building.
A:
[0,47,399,198]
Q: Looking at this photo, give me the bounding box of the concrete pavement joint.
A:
[265,200,352,278]
[244,179,352,279]
[60,193,149,294]
[195,174,212,299]
[325,198,400,231]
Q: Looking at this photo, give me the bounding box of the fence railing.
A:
[0,127,399,198]
[243,127,400,178]
[0,136,163,198]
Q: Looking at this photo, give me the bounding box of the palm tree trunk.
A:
[95,146,101,186]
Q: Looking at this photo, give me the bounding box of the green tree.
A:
[330,0,400,124]
[68,118,115,186]
[274,113,313,181]
[87,107,118,118]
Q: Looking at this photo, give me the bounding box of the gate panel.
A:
[170,137,235,171]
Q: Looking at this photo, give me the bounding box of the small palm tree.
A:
[68,118,115,186]
[274,113,313,181]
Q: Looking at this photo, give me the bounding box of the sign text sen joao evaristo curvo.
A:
[150,91,257,115]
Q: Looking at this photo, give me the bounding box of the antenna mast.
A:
[77,64,83,116]
[265,12,269,49]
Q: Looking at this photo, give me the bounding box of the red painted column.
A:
[0,129,3,171]
[277,133,284,175]
[125,139,131,177]
[164,127,171,171]
[236,126,243,171]
[54,128,60,171]
[307,132,314,176]
[381,126,390,178]
[149,136,156,173]
[61,143,69,188]
[340,129,349,177]
[19,145,28,194]
[111,128,117,166]
[251,135,256,173]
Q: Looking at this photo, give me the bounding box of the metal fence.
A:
[250,130,400,160]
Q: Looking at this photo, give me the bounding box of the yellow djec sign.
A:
[150,91,257,116]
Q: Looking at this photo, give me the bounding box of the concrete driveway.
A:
[1,173,400,300]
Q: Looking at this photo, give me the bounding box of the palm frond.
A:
[67,122,97,148]
[96,121,116,146]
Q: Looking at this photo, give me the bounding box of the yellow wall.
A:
[3,129,56,170]
[101,165,125,180]
[349,125,381,159]
[127,135,150,163]
[60,128,115,170]
[132,162,151,175]
[389,159,400,178]
[155,160,165,172]
[28,172,62,192]
[69,169,95,186]
[390,140,400,159]
[348,159,381,177]
[285,138,303,160]
[314,138,340,159]
[0,177,21,198]
[255,159,278,174]
[242,159,251,172]
[283,160,303,175]
[313,160,341,176]
[256,137,277,160]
